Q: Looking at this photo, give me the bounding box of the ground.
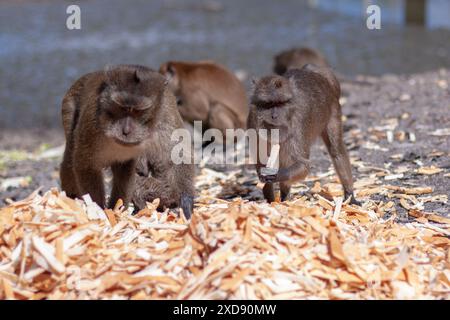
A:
[1,69,449,217]
[1,69,449,300]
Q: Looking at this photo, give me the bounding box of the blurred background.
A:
[0,0,449,131]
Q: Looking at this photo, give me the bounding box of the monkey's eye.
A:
[274,80,283,89]
[105,110,115,118]
[131,109,144,117]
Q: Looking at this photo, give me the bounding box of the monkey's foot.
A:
[180,192,194,220]
[260,174,278,183]
[345,193,361,206]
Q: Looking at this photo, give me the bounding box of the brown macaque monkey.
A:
[159,60,248,142]
[132,123,196,218]
[273,47,329,76]
[248,64,359,204]
[60,65,195,217]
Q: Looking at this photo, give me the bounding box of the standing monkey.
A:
[159,61,249,140]
[60,65,195,217]
[248,64,358,204]
[273,47,329,76]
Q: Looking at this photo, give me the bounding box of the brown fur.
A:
[60,65,195,217]
[248,64,358,204]
[132,108,196,218]
[273,47,329,76]
[159,61,248,140]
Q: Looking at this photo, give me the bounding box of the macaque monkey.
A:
[273,47,329,76]
[60,65,195,217]
[132,127,196,218]
[159,60,248,142]
[248,64,358,204]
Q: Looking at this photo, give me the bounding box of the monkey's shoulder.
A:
[246,105,259,129]
[64,71,107,109]
[287,66,339,96]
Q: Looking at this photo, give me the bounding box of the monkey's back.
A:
[180,62,249,126]
[285,66,341,141]
[61,71,105,139]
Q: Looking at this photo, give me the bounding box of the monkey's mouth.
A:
[258,100,289,109]
[263,121,287,130]
[113,138,141,147]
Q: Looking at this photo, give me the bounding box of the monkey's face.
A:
[99,94,155,146]
[251,76,295,141]
[99,66,166,146]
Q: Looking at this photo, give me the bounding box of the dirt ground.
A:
[1,69,449,217]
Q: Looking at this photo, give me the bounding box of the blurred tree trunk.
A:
[405,0,426,26]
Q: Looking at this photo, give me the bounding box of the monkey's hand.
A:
[180,192,194,220]
[259,168,289,183]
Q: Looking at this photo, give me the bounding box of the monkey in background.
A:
[274,47,369,86]
[248,64,358,204]
[159,61,249,142]
[60,65,195,217]
[273,47,329,76]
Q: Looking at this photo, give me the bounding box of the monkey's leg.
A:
[179,90,210,123]
[207,104,237,144]
[263,183,275,203]
[169,164,195,219]
[280,182,292,202]
[109,160,136,208]
[321,104,359,204]
[60,145,79,198]
[74,164,105,208]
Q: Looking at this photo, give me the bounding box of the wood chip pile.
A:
[1,170,449,300]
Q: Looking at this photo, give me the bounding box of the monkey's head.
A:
[274,48,327,75]
[273,50,295,75]
[98,65,166,146]
[159,62,181,96]
[251,75,294,108]
[251,76,295,138]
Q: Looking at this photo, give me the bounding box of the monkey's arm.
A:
[73,162,105,207]
[260,159,310,183]
[172,163,195,219]
[109,160,136,208]
[178,90,210,123]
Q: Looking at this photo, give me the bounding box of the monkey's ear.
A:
[104,64,115,83]
[166,63,176,76]
[134,68,152,83]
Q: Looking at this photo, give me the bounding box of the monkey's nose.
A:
[123,127,131,136]
[123,120,132,136]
